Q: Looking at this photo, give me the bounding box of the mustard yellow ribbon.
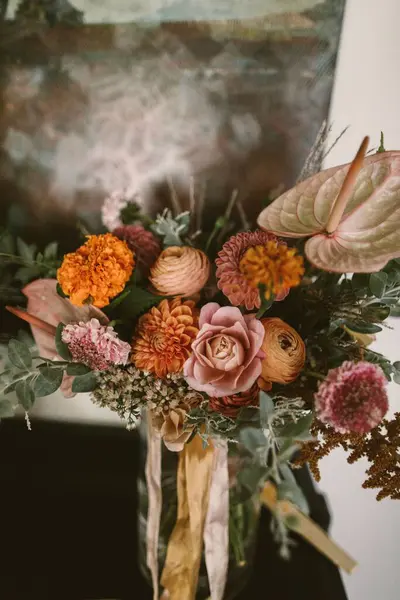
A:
[161,434,214,600]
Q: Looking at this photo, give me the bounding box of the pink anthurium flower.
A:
[7,279,109,397]
[257,136,400,273]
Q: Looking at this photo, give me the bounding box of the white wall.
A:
[319,2,400,599]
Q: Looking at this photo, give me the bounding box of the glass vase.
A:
[137,421,261,600]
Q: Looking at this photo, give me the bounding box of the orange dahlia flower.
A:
[132,298,199,378]
[57,233,134,308]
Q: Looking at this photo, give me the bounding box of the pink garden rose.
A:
[183,303,265,397]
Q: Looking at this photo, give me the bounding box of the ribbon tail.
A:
[145,418,162,600]
[161,434,214,600]
[204,441,229,600]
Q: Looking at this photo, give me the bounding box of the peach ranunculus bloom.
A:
[150,246,210,297]
[258,317,305,390]
[183,303,265,398]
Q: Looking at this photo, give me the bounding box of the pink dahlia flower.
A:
[183,302,265,397]
[215,230,289,310]
[113,225,161,275]
[315,361,389,434]
[62,318,131,371]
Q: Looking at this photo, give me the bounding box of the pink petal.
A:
[23,279,109,358]
[60,373,75,398]
[210,306,246,328]
[257,151,400,273]
[235,360,262,392]
[199,303,221,328]
[219,321,250,352]
[193,361,224,385]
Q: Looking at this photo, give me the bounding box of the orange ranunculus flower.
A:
[57,233,134,308]
[132,298,199,378]
[258,318,305,390]
[150,246,210,297]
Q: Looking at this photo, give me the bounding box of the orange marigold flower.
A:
[239,241,304,299]
[57,233,134,308]
[132,298,199,378]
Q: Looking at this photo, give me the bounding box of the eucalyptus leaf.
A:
[379,298,399,306]
[345,322,382,334]
[277,439,299,463]
[16,379,35,410]
[352,272,370,291]
[237,464,269,494]
[236,407,260,424]
[15,265,41,284]
[278,465,309,515]
[34,367,63,397]
[369,272,388,298]
[8,339,32,369]
[393,361,400,370]
[279,413,314,441]
[239,427,267,454]
[17,238,35,262]
[55,324,72,360]
[259,392,274,429]
[66,363,92,376]
[363,303,391,322]
[0,230,15,254]
[390,306,400,317]
[71,371,98,393]
[44,242,58,260]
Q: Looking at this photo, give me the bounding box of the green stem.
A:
[205,220,224,253]
[303,370,325,381]
[229,505,246,566]
[35,357,69,366]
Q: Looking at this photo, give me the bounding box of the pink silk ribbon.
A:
[204,441,229,600]
[145,419,162,600]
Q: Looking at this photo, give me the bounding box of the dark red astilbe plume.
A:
[113,225,161,276]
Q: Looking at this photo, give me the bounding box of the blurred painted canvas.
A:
[0,0,345,229]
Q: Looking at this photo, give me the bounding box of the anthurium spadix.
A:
[257,136,400,273]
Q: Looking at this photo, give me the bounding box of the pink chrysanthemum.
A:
[113,225,161,275]
[62,318,131,371]
[315,361,389,434]
[215,230,289,310]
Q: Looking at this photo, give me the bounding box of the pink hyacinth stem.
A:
[6,306,57,336]
[326,136,369,234]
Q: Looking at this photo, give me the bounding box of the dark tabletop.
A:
[0,419,347,600]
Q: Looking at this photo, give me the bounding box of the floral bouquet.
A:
[1,134,400,600]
